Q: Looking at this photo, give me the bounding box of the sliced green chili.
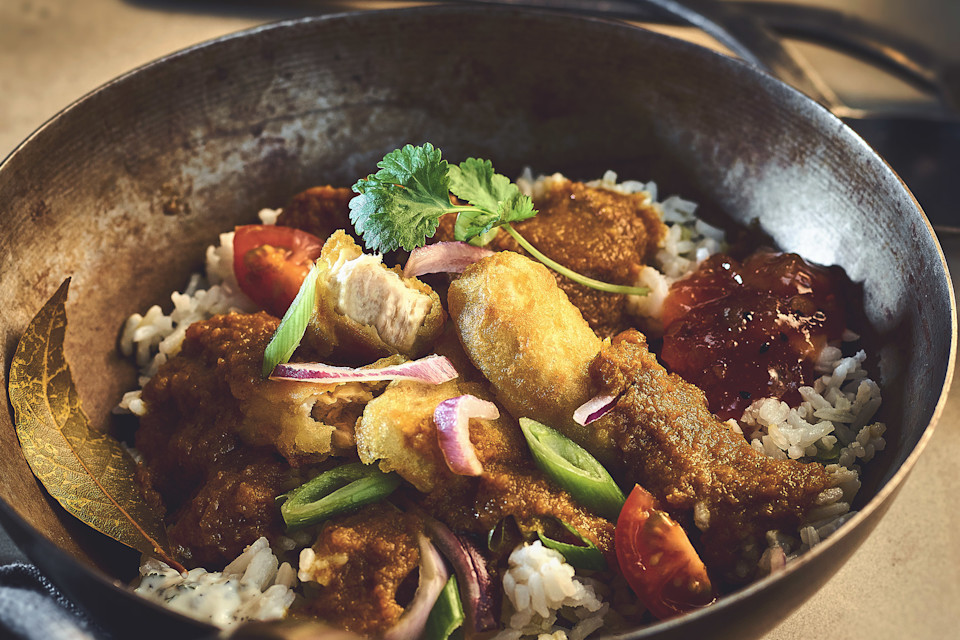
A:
[424,575,465,640]
[487,516,525,555]
[280,462,401,530]
[262,263,319,378]
[537,521,606,571]
[518,417,625,521]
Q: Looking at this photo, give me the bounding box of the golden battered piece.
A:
[355,374,614,556]
[447,251,613,464]
[356,379,525,492]
[305,230,445,364]
[138,312,374,474]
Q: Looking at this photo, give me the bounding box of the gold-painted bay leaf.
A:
[8,278,183,571]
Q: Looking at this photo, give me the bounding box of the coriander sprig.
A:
[348,143,649,296]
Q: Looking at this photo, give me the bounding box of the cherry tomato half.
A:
[615,485,716,620]
[233,225,324,317]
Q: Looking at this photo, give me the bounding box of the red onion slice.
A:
[423,516,499,632]
[573,393,619,426]
[269,354,458,385]
[403,242,494,278]
[383,534,450,640]
[434,395,498,476]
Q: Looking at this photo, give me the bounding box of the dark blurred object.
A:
[0,563,109,640]
[456,0,960,231]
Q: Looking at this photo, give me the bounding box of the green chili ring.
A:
[519,417,625,521]
[537,521,607,571]
[280,462,401,530]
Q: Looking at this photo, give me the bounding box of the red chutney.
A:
[660,251,847,420]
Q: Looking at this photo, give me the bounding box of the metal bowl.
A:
[0,6,954,640]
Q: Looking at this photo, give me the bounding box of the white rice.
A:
[736,345,886,557]
[115,208,279,415]
[740,347,886,470]
[494,541,608,640]
[134,537,296,629]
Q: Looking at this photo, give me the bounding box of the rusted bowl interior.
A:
[0,6,954,640]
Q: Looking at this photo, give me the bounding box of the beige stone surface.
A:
[1,1,958,639]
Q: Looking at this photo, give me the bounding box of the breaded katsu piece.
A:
[447,251,613,465]
[275,185,356,241]
[591,331,858,584]
[438,178,667,336]
[355,376,614,556]
[304,230,445,364]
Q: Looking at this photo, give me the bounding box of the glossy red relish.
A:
[660,251,847,420]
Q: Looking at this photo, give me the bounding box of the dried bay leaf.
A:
[8,278,183,571]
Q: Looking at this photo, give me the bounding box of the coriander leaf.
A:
[349,144,454,253]
[376,143,450,197]
[448,158,516,213]
[347,144,648,297]
[497,190,536,224]
[449,158,537,242]
[453,208,499,242]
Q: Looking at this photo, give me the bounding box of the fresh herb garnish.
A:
[349,144,649,296]
[261,264,319,378]
[350,144,455,253]
[447,157,537,240]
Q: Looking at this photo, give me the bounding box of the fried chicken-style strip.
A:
[356,379,522,492]
[304,230,445,364]
[448,252,858,583]
[447,251,614,465]
[438,178,667,336]
[591,331,858,583]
